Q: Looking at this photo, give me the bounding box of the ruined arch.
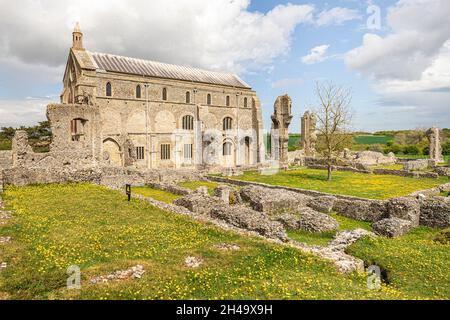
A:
[103,138,122,167]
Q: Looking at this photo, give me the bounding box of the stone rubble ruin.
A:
[301,111,317,157]
[427,127,444,163]
[270,94,293,169]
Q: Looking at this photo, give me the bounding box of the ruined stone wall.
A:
[0,151,12,170]
[301,111,317,157]
[427,127,444,163]
[403,159,430,171]
[270,95,293,167]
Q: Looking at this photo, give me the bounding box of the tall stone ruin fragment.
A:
[301,111,317,157]
[270,95,293,168]
[427,127,443,163]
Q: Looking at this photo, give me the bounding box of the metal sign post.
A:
[126,184,131,201]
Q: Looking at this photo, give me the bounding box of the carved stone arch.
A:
[103,137,122,167]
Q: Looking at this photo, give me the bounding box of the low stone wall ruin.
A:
[207,176,450,229]
[403,159,429,171]
[0,165,206,190]
[372,169,439,179]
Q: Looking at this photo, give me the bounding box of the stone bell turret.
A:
[72,22,84,50]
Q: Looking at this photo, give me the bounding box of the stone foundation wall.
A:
[306,164,371,174]
[1,165,207,190]
[208,176,450,227]
[403,159,429,171]
[373,169,439,179]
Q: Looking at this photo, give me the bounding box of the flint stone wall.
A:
[403,160,429,171]
[306,164,371,174]
[373,169,439,179]
[211,206,287,240]
[419,198,450,228]
[240,185,311,214]
[2,167,103,186]
[1,165,205,189]
[434,166,450,177]
[208,176,449,229]
[0,151,12,170]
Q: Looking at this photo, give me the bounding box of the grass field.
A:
[225,169,448,200]
[353,135,393,145]
[1,184,449,299]
[0,183,411,300]
[348,227,450,299]
[178,180,219,195]
[0,138,11,151]
[132,187,181,203]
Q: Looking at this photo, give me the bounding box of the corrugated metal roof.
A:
[88,51,251,89]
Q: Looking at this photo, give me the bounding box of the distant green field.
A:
[265,134,302,152]
[353,135,394,145]
[289,134,301,149]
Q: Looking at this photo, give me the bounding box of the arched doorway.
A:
[103,138,122,167]
[222,140,235,167]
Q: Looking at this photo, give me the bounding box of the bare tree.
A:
[313,81,354,181]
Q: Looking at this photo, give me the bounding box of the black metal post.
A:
[126,184,131,201]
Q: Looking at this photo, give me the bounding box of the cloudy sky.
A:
[0,0,449,132]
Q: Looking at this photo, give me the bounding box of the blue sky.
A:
[0,0,449,132]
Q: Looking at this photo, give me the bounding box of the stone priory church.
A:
[56,23,265,170]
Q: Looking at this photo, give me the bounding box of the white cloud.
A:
[0,0,314,74]
[345,0,450,129]
[346,0,450,89]
[301,45,330,65]
[271,78,304,88]
[0,98,54,127]
[316,7,361,26]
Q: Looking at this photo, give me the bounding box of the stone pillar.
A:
[426,127,443,163]
[301,111,317,157]
[270,95,293,168]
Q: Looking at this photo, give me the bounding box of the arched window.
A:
[244,97,248,108]
[162,88,167,101]
[106,82,112,97]
[136,85,141,99]
[182,115,194,130]
[223,117,233,131]
[223,142,232,156]
[186,91,191,104]
[226,95,230,107]
[207,93,212,105]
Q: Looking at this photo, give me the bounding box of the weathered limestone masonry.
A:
[270,95,293,168]
[403,159,429,171]
[300,111,317,157]
[427,127,444,163]
[58,24,264,170]
[170,184,372,273]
